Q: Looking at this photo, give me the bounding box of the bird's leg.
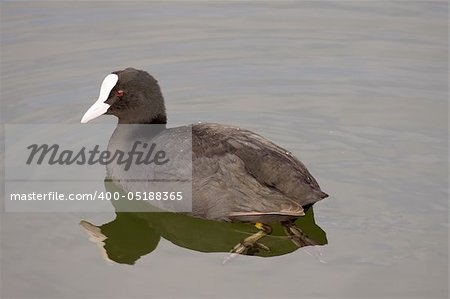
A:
[282,220,318,247]
[230,222,271,255]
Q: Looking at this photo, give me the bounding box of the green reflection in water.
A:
[81,179,327,265]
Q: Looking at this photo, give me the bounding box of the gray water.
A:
[1,1,448,298]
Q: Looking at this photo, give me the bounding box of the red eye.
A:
[116,90,124,97]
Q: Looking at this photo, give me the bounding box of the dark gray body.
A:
[192,123,327,222]
[107,122,328,223]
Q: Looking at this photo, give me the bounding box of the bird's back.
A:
[191,123,328,221]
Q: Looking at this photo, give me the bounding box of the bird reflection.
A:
[80,179,327,265]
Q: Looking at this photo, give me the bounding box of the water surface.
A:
[1,1,448,298]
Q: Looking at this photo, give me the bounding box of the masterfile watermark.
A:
[10,192,95,201]
[26,141,170,171]
[9,191,185,201]
[5,124,193,212]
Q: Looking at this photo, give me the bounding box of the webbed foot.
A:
[282,220,318,247]
[223,223,271,264]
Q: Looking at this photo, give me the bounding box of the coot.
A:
[81,67,328,254]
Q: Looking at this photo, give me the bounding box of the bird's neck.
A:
[118,114,167,126]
